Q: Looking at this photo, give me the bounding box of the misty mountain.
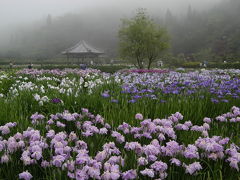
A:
[167,0,240,60]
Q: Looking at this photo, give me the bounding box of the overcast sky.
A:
[0,0,221,28]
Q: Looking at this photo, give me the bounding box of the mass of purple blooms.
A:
[101,69,240,103]
[1,106,240,179]
[2,68,240,179]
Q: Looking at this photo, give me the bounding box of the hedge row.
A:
[179,62,240,69]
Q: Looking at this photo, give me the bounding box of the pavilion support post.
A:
[71,57,73,65]
[67,54,69,65]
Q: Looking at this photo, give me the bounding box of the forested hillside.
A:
[167,0,240,61]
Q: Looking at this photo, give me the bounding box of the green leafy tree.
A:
[119,9,170,69]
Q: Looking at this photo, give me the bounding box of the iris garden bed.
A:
[0,68,240,179]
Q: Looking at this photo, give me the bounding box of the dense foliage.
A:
[119,9,169,69]
[165,0,240,61]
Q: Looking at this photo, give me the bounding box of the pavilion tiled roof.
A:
[62,41,103,55]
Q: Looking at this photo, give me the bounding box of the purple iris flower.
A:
[221,99,229,103]
[51,98,62,104]
[102,91,110,98]
[133,95,142,99]
[211,98,219,103]
[128,99,137,103]
[111,99,119,103]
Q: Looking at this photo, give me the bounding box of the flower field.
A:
[1,68,240,179]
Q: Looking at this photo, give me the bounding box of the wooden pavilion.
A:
[62,40,104,64]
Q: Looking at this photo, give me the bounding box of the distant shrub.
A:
[121,69,170,74]
[39,65,79,70]
[173,61,240,69]
[181,62,201,68]
[91,65,128,73]
[208,62,240,69]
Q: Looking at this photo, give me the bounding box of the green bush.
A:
[173,61,240,69]
[208,62,240,69]
[90,65,129,73]
[181,61,201,68]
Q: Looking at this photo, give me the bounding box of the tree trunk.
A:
[137,57,143,69]
[147,57,153,69]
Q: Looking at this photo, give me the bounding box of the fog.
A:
[2,0,239,61]
[0,0,221,27]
